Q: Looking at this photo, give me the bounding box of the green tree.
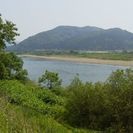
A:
[105,69,133,132]
[0,52,28,81]
[38,70,62,89]
[65,69,133,132]
[0,15,27,81]
[0,14,19,50]
[65,78,106,129]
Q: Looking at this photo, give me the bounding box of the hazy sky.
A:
[0,0,133,41]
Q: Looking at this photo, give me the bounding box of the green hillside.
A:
[0,80,97,133]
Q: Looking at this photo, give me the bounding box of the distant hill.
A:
[7,26,133,51]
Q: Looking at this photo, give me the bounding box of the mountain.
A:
[8,26,133,51]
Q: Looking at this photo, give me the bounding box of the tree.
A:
[65,69,133,132]
[0,14,19,50]
[38,70,62,89]
[0,52,28,81]
[105,69,133,132]
[0,15,27,81]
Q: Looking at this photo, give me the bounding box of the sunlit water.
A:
[23,57,127,85]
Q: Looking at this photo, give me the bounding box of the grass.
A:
[19,51,133,61]
[79,52,133,61]
[0,80,99,133]
[0,97,72,133]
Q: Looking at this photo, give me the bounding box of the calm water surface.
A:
[23,57,127,85]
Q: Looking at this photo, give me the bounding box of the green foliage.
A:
[0,80,45,111]
[79,52,133,61]
[104,69,133,132]
[0,98,77,133]
[20,51,133,61]
[36,89,65,105]
[0,15,19,50]
[0,81,96,133]
[0,68,133,132]
[39,70,62,89]
[0,80,66,117]
[65,78,106,130]
[0,15,27,82]
[0,52,28,81]
[65,69,133,132]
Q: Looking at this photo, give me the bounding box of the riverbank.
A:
[19,54,133,67]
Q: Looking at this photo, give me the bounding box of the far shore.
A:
[19,54,133,67]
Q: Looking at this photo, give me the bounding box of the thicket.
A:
[64,69,133,133]
[0,80,98,133]
[0,80,66,118]
[0,97,94,133]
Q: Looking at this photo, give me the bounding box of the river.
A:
[23,57,127,85]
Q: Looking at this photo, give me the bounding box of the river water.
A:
[23,57,127,85]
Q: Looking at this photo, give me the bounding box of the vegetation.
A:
[0,14,19,50]
[39,70,62,89]
[0,80,98,133]
[78,52,133,61]
[18,50,133,61]
[0,95,94,133]
[0,15,133,133]
[64,69,133,132]
[0,15,27,81]
[0,52,28,81]
[0,69,133,132]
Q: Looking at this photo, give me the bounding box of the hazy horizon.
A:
[1,0,133,41]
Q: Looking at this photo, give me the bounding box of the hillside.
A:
[0,80,96,133]
[8,26,133,51]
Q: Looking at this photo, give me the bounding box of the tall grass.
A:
[0,80,98,133]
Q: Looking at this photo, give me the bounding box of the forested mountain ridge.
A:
[8,26,133,51]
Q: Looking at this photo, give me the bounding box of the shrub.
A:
[38,70,62,89]
[0,80,66,117]
[0,98,69,133]
[36,89,65,106]
[65,69,133,132]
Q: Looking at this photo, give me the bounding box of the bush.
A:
[104,69,133,132]
[0,94,94,133]
[0,80,46,112]
[65,78,107,130]
[65,69,133,132]
[0,98,70,133]
[36,89,65,106]
[0,80,66,117]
